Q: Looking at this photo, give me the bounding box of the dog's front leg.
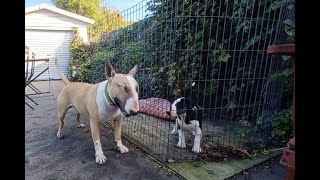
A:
[90,119,107,164]
[177,128,186,148]
[171,119,179,135]
[192,127,202,153]
[114,117,129,153]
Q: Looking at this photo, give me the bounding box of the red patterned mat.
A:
[139,98,173,121]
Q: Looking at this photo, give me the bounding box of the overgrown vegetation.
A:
[268,57,294,142]
[271,106,292,142]
[268,1,294,142]
[69,0,294,144]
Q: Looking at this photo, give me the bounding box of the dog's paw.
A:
[118,145,129,153]
[171,129,178,135]
[57,132,64,139]
[171,130,178,135]
[95,153,107,164]
[77,123,86,128]
[192,146,202,153]
[177,142,186,148]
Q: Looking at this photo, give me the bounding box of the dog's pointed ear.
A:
[105,61,116,79]
[128,64,138,77]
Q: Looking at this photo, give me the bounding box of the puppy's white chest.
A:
[177,119,198,132]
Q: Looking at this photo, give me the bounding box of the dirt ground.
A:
[25,81,182,180]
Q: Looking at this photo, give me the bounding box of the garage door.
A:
[25,30,74,80]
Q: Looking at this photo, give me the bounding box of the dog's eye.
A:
[120,85,126,90]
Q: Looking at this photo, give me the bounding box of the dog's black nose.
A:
[130,110,138,115]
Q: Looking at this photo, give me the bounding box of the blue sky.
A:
[25,0,143,12]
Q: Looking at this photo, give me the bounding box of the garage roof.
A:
[25,3,95,24]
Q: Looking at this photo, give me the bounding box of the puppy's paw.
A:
[57,132,64,139]
[77,123,86,128]
[171,129,178,135]
[177,142,186,148]
[192,146,202,153]
[95,153,107,164]
[118,145,129,153]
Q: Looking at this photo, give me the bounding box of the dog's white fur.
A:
[96,80,123,120]
[124,75,139,113]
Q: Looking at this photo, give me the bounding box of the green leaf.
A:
[241,36,259,51]
[261,149,269,155]
[283,19,295,37]
[256,117,262,125]
[213,50,220,55]
[281,117,289,123]
[282,68,293,77]
[283,19,294,26]
[231,85,237,92]
[284,27,294,37]
[218,53,231,63]
[271,121,276,126]
[273,121,280,127]
[282,55,291,61]
[240,132,246,138]
[283,126,290,131]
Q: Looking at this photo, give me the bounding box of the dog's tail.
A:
[54,57,70,85]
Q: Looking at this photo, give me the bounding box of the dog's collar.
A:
[105,81,117,106]
[104,81,129,117]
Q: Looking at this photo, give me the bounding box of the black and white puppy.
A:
[166,97,203,153]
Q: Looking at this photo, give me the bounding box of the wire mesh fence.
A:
[87,0,295,162]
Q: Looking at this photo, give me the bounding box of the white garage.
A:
[25,3,94,80]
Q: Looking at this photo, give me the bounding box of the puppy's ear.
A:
[105,61,116,79]
[128,64,138,77]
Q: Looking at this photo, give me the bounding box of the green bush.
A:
[69,28,113,82]
[69,29,91,81]
[268,9,295,143]
[271,106,293,142]
[78,49,115,83]
[269,62,293,143]
[115,42,143,73]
